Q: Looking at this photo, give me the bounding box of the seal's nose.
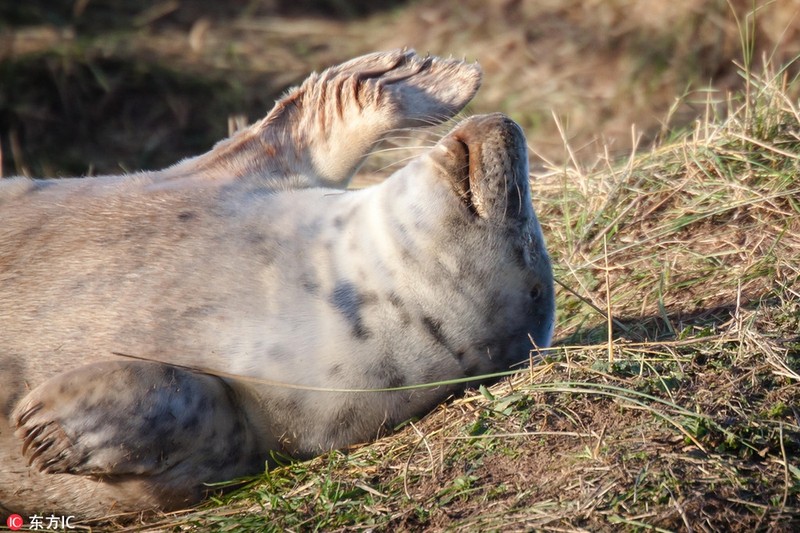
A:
[435,113,532,223]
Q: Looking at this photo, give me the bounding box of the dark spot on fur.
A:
[246,232,266,245]
[529,284,542,301]
[371,357,406,389]
[177,211,197,222]
[300,272,320,295]
[444,211,466,231]
[387,293,411,326]
[180,412,200,432]
[397,221,409,237]
[387,293,403,308]
[361,291,378,305]
[422,316,447,348]
[328,363,343,377]
[330,404,361,443]
[464,362,482,376]
[302,280,320,295]
[399,247,414,264]
[246,233,282,264]
[332,206,358,230]
[306,217,323,234]
[330,280,371,340]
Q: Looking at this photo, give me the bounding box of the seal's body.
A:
[0,50,554,518]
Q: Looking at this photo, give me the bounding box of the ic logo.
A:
[6,514,24,531]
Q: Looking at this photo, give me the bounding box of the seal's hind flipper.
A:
[12,361,264,482]
[315,48,483,128]
[266,49,483,188]
[159,50,482,189]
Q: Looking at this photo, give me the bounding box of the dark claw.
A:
[28,435,57,467]
[21,422,48,457]
[15,402,43,426]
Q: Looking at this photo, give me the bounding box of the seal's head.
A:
[377,112,554,373]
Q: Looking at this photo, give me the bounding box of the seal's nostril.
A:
[452,137,478,217]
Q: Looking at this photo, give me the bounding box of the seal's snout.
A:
[436,113,531,221]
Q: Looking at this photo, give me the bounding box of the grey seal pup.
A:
[0,49,554,518]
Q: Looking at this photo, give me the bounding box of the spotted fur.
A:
[0,51,554,518]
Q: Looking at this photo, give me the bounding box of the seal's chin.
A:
[433,113,531,223]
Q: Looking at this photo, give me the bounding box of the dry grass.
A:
[546,61,800,342]
[3,1,800,531]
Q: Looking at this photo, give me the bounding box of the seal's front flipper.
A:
[12,361,264,485]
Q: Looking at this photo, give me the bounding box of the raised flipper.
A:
[304,48,483,129]
[12,361,266,488]
[289,49,483,187]
[167,49,482,188]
